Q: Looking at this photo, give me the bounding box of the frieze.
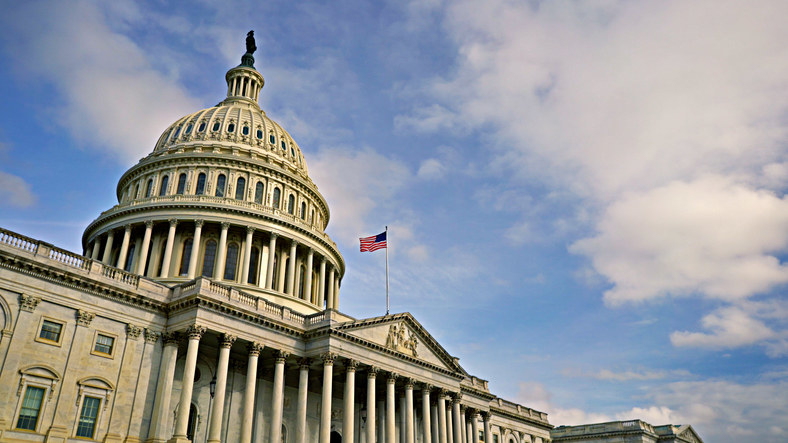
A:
[386,322,419,357]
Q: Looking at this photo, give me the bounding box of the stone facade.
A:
[0,36,553,443]
[550,420,704,443]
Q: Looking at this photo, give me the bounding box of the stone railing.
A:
[551,420,655,437]
[0,226,166,298]
[494,397,549,423]
[95,194,339,252]
[174,278,334,329]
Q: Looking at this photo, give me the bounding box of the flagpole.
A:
[385,225,389,315]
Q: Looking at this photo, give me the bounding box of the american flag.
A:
[360,231,387,252]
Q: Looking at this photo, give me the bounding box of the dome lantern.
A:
[224,30,264,105]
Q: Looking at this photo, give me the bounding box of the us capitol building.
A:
[0,35,555,443]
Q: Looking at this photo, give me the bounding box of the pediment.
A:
[335,313,465,374]
[677,425,703,443]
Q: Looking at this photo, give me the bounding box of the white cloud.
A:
[403,0,788,354]
[3,1,201,163]
[671,305,776,349]
[0,171,36,208]
[615,406,677,425]
[417,158,446,180]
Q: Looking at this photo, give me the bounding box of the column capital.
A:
[270,232,278,240]
[219,333,237,348]
[194,219,204,228]
[144,329,160,343]
[368,366,379,378]
[387,372,398,383]
[246,226,255,234]
[18,294,41,312]
[290,239,299,247]
[481,411,490,421]
[274,349,291,362]
[124,224,132,232]
[126,324,143,340]
[168,218,179,227]
[321,352,336,365]
[451,394,462,405]
[438,388,449,399]
[345,359,358,372]
[422,383,433,392]
[247,342,264,355]
[321,256,327,264]
[161,331,179,345]
[299,357,311,369]
[307,248,314,257]
[221,221,231,230]
[186,324,207,340]
[145,219,154,228]
[405,377,415,389]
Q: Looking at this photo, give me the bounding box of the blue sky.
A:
[2,1,788,441]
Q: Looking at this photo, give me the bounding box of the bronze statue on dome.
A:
[246,30,256,55]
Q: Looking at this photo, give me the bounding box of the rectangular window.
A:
[493,435,499,443]
[75,396,101,438]
[16,386,45,431]
[39,320,63,342]
[93,334,114,355]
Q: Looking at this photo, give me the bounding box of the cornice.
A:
[489,406,553,430]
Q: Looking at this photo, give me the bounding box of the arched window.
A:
[300,202,306,220]
[145,179,153,198]
[242,125,250,135]
[254,182,264,204]
[281,140,286,151]
[176,173,187,195]
[202,240,216,277]
[248,247,260,285]
[311,209,315,223]
[159,175,169,196]
[173,126,181,138]
[212,121,220,132]
[124,244,135,272]
[185,123,193,134]
[273,188,281,209]
[290,147,295,157]
[179,238,193,276]
[287,195,295,215]
[215,174,226,197]
[257,129,263,139]
[269,134,276,144]
[223,243,239,280]
[235,177,246,200]
[195,173,206,195]
[198,122,206,132]
[298,264,305,299]
[227,123,235,133]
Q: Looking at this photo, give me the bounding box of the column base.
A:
[167,436,192,443]
[103,433,124,443]
[123,437,142,443]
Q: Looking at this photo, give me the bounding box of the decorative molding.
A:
[194,219,204,228]
[299,358,311,370]
[405,377,415,388]
[168,218,178,227]
[345,359,358,372]
[218,333,237,348]
[186,324,206,340]
[274,349,290,363]
[19,294,41,312]
[387,372,398,383]
[126,324,143,340]
[76,310,95,327]
[368,366,379,378]
[144,329,160,344]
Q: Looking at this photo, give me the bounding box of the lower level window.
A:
[16,386,45,430]
[75,396,101,438]
[93,334,114,355]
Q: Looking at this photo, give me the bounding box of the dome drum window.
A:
[215,174,227,197]
[269,134,275,144]
[185,123,193,135]
[256,129,263,139]
[227,123,235,133]
[242,125,250,136]
[212,122,221,132]
[198,122,206,132]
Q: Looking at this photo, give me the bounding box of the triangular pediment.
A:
[676,425,703,443]
[334,313,465,374]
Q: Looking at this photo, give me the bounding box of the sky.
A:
[1,0,787,441]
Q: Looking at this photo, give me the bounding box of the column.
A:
[159,219,178,278]
[90,237,102,260]
[386,373,396,443]
[266,233,278,289]
[367,367,378,443]
[320,353,335,443]
[399,396,406,443]
[422,385,433,443]
[327,268,336,309]
[377,399,386,443]
[117,224,132,270]
[186,220,203,278]
[296,359,310,443]
[405,379,415,443]
[437,390,447,443]
[207,334,236,443]
[461,406,467,443]
[240,342,264,443]
[432,401,439,443]
[452,397,462,443]
[334,276,340,310]
[270,350,290,443]
[471,410,480,443]
[286,240,298,295]
[101,229,115,264]
[277,251,288,292]
[169,325,205,443]
[318,258,327,308]
[137,221,154,275]
[482,413,491,443]
[343,359,357,443]
[214,222,229,279]
[147,333,179,442]
[304,250,314,302]
[447,402,454,443]
[240,227,254,283]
